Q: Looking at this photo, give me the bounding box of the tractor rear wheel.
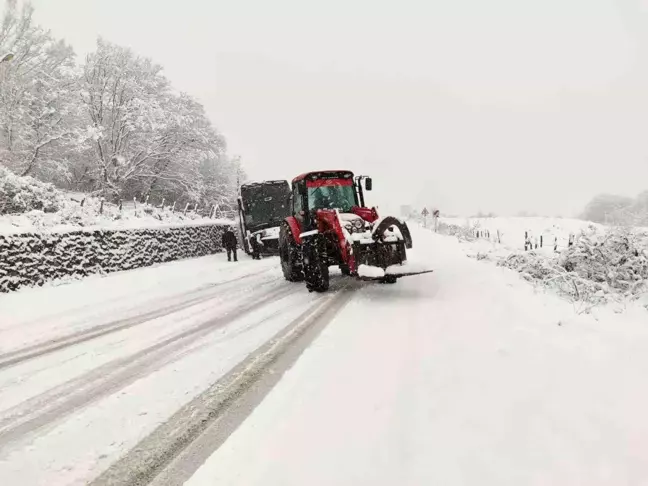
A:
[279,223,304,282]
[304,235,330,293]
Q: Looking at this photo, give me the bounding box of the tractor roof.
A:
[292,170,354,184]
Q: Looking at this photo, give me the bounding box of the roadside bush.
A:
[498,226,648,312]
[0,166,62,214]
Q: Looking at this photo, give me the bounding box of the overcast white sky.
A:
[25,0,648,216]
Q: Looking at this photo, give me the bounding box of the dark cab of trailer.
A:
[238,180,291,232]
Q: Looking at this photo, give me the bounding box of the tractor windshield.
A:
[307,184,357,212]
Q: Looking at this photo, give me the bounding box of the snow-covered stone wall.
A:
[0,223,228,292]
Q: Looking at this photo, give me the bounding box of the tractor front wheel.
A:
[279,223,304,282]
[304,235,330,293]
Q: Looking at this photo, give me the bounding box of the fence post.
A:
[80,198,85,207]
[524,231,528,251]
[171,201,176,212]
[210,205,215,219]
[145,194,150,206]
[99,197,105,214]
[119,199,123,211]
[540,235,543,248]
[554,236,558,251]
[183,203,190,215]
[496,229,501,244]
[160,198,165,209]
[133,196,137,209]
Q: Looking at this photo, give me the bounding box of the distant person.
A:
[250,234,261,260]
[222,226,238,262]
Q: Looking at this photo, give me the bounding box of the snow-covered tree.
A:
[80,39,233,203]
[580,194,634,224]
[1,2,242,211]
[0,0,82,183]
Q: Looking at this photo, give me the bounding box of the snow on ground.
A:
[441,216,603,252]
[186,226,648,486]
[0,253,274,353]
[0,252,330,485]
[437,216,648,310]
[0,190,233,235]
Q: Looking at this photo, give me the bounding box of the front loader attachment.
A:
[357,262,434,281]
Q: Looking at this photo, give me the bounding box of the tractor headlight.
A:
[353,219,364,231]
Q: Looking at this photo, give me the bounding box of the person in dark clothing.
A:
[250,234,261,260]
[222,226,238,261]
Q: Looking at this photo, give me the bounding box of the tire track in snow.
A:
[92,280,358,486]
[0,270,278,371]
[0,282,300,451]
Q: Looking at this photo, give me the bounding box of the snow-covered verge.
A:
[0,223,228,293]
[436,217,648,313]
[0,167,231,235]
[498,227,648,312]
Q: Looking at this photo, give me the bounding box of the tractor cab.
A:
[290,171,375,231]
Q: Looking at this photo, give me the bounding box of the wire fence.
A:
[71,193,237,221]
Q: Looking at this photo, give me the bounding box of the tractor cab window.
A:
[307,184,356,212]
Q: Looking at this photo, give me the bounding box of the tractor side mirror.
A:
[365,177,373,191]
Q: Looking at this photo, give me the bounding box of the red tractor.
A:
[279,170,432,292]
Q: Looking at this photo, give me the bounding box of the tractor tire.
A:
[339,263,351,276]
[304,235,330,293]
[279,223,304,282]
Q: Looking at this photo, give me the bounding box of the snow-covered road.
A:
[2,227,648,485]
[0,254,347,484]
[183,228,648,486]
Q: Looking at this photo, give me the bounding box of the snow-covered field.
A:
[441,216,604,252]
[1,224,647,485]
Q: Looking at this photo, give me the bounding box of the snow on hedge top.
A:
[0,167,233,235]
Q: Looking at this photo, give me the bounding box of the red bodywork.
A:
[350,206,379,223]
[285,172,380,274]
